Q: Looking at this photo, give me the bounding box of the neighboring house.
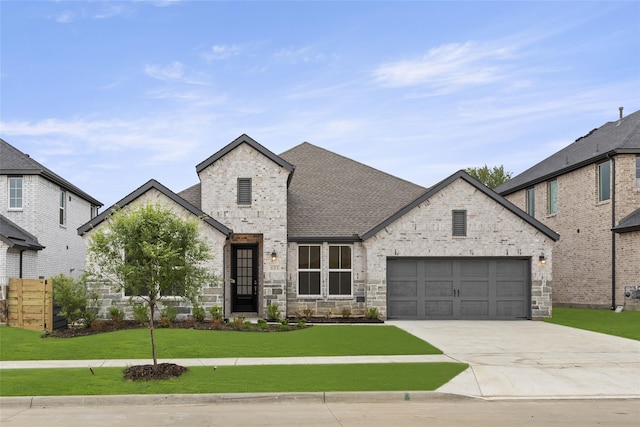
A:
[79,135,558,320]
[0,139,103,296]
[497,109,640,310]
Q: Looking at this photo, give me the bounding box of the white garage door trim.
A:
[387,257,531,320]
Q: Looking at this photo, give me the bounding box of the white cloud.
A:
[203,44,243,61]
[145,61,185,81]
[373,41,517,90]
[274,46,333,64]
[54,11,76,23]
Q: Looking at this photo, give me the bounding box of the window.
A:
[329,245,352,295]
[598,161,611,202]
[237,178,252,205]
[526,187,535,217]
[452,210,467,237]
[636,156,640,189]
[8,177,23,209]
[298,245,321,296]
[59,191,67,226]
[547,179,558,215]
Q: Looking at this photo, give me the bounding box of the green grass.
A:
[545,307,640,341]
[0,325,441,361]
[0,363,467,396]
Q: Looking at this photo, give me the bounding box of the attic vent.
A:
[237,178,252,205]
[452,210,467,237]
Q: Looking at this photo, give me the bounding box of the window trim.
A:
[59,190,67,226]
[526,187,535,217]
[8,176,23,210]
[328,245,353,297]
[635,155,640,189]
[297,244,322,297]
[547,179,558,215]
[598,161,611,202]
[452,210,467,237]
[237,177,252,205]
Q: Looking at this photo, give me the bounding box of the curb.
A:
[0,391,476,408]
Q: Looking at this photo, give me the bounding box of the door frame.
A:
[231,244,259,313]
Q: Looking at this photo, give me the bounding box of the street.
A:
[2,398,638,427]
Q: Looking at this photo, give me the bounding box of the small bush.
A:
[296,320,307,329]
[266,304,281,321]
[341,308,352,319]
[109,305,125,323]
[324,310,332,319]
[366,307,380,320]
[209,305,223,320]
[159,305,178,327]
[302,307,314,318]
[192,305,206,323]
[133,304,149,324]
[280,318,289,326]
[231,317,245,329]
[52,274,87,327]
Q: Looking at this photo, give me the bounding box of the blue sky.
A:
[1,1,639,209]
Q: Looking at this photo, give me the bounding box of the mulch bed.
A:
[124,363,188,381]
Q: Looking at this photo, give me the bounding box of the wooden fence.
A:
[7,278,54,333]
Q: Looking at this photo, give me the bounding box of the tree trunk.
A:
[149,304,158,371]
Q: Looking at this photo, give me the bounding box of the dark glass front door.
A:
[232,245,258,312]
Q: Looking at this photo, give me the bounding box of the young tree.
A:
[465,164,512,189]
[86,202,214,370]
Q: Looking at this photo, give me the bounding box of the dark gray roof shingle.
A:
[1,139,103,206]
[497,109,640,195]
[613,208,640,233]
[279,142,427,240]
[0,214,45,250]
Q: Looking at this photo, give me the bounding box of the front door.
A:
[232,245,258,312]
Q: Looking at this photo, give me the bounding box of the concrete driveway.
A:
[387,320,640,399]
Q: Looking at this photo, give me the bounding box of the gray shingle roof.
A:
[279,142,427,240]
[0,214,45,250]
[78,179,231,236]
[0,139,103,207]
[178,183,201,210]
[497,109,640,195]
[613,207,640,233]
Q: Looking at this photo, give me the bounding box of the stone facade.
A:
[364,178,554,319]
[503,154,640,310]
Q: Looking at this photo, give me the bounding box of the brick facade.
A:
[504,154,640,310]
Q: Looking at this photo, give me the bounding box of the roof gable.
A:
[497,109,640,195]
[361,170,560,241]
[0,214,45,251]
[280,142,427,240]
[196,134,295,176]
[613,207,640,233]
[1,138,103,207]
[77,179,231,236]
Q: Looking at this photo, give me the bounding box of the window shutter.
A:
[237,178,252,205]
[452,210,467,236]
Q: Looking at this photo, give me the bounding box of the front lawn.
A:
[0,363,468,396]
[545,307,640,341]
[0,325,441,361]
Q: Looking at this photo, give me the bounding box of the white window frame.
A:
[59,190,67,226]
[598,161,611,202]
[328,245,353,297]
[8,176,23,210]
[547,179,558,215]
[526,187,535,217]
[297,245,322,297]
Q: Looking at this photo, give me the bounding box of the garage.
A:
[387,258,531,320]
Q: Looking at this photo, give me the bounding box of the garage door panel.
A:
[388,258,530,320]
[424,281,453,297]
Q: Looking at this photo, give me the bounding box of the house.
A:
[497,108,640,310]
[0,139,103,296]
[79,135,558,320]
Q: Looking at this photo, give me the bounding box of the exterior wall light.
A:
[271,251,277,262]
[539,253,546,265]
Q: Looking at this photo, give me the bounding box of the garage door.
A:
[387,258,530,320]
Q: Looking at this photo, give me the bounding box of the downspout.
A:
[610,156,616,309]
[19,250,25,278]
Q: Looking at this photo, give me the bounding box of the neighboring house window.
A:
[8,177,23,209]
[237,178,252,205]
[329,245,352,296]
[547,179,558,215]
[526,187,535,217]
[91,205,98,219]
[598,161,611,202]
[636,156,640,189]
[298,245,321,296]
[59,191,67,226]
[452,210,467,237]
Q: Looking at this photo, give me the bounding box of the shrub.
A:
[109,305,125,323]
[209,305,223,321]
[302,307,314,319]
[366,307,380,320]
[159,305,178,327]
[192,305,206,323]
[133,304,149,324]
[232,316,245,329]
[52,274,87,327]
[296,320,307,329]
[341,308,352,319]
[266,304,281,321]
